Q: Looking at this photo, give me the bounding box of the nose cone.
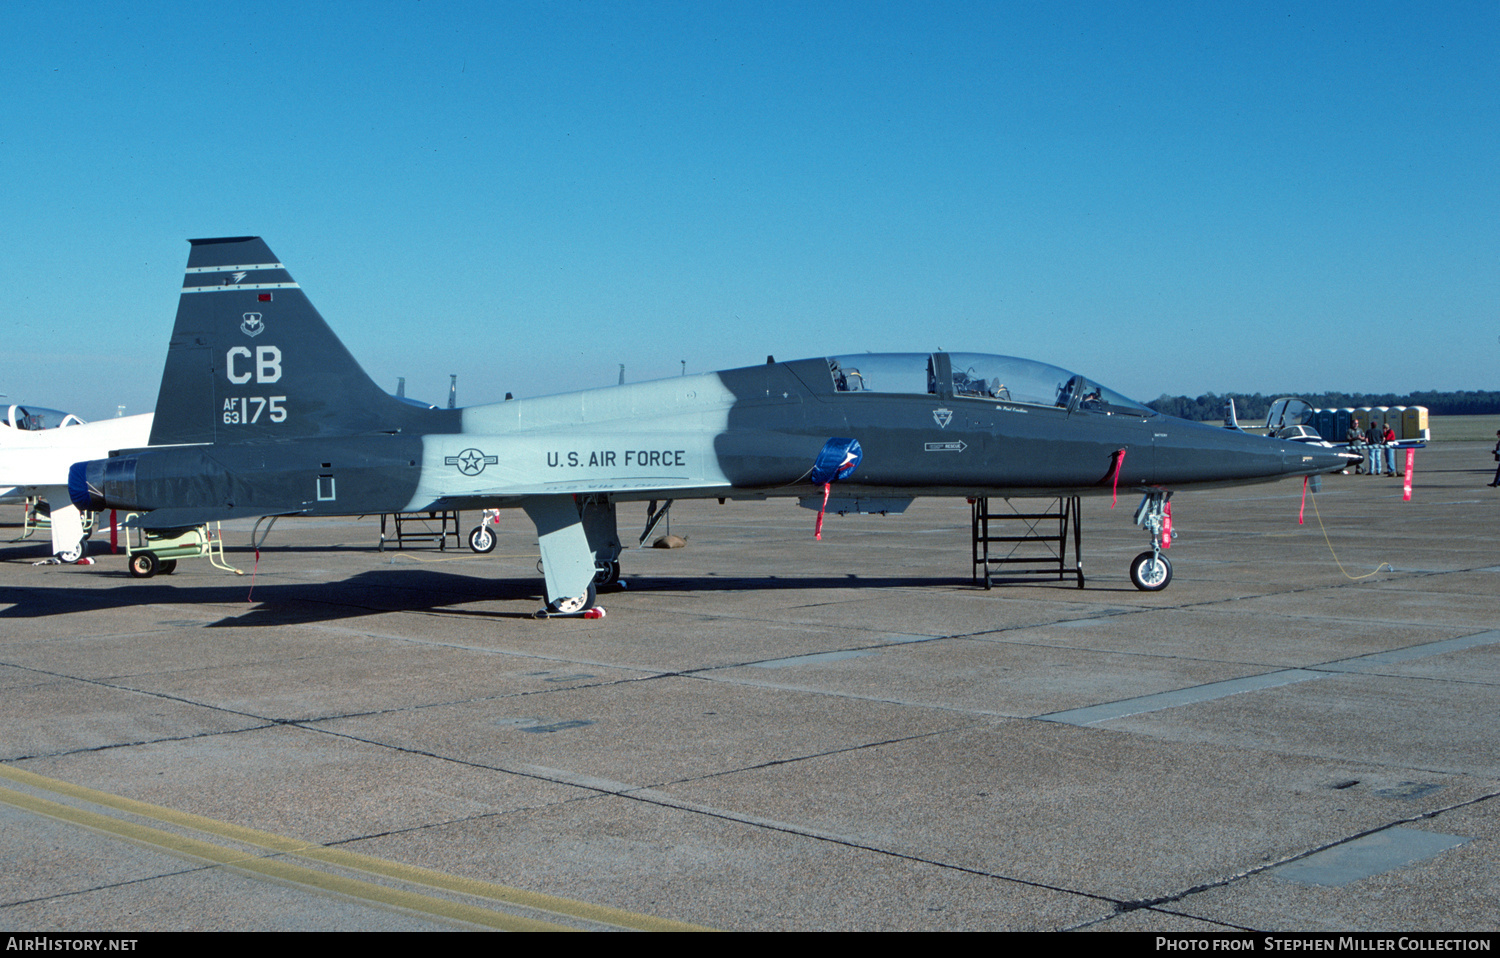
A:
[1283,443,1358,477]
[1154,418,1355,487]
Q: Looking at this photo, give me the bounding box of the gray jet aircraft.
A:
[71,237,1354,611]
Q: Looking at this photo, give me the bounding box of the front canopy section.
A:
[948,353,1154,416]
[825,352,1155,418]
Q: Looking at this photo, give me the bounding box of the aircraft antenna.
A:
[619,364,625,386]
[396,377,406,398]
[448,375,457,409]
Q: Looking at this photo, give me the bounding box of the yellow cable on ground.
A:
[1309,493,1394,581]
[386,552,537,564]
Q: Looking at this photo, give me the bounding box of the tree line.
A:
[1144,390,1500,423]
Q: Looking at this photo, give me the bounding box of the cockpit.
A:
[2,405,85,430]
[825,353,1153,417]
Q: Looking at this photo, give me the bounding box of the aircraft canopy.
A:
[826,353,1154,417]
[3,405,85,430]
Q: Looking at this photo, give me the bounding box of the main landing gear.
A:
[56,535,89,564]
[531,561,617,618]
[539,582,602,618]
[1130,490,1174,592]
[523,495,616,619]
[594,560,622,588]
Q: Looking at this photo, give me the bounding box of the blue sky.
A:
[2,0,1495,419]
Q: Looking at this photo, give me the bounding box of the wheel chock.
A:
[533,606,607,620]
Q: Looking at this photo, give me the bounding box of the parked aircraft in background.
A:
[72,237,1353,610]
[1224,397,1428,452]
[3,405,86,433]
[1,406,153,559]
[2,405,77,502]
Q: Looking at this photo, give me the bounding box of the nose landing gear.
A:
[1130,490,1174,592]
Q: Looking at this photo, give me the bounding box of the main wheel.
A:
[1129,551,1172,591]
[546,582,597,615]
[129,551,159,579]
[594,560,621,587]
[56,537,88,563]
[469,525,497,553]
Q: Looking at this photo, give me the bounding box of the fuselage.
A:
[410,354,1342,509]
[72,353,1348,527]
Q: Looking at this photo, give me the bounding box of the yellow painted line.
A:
[0,764,710,932]
[0,785,566,931]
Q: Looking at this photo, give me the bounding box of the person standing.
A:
[1365,419,1383,475]
[1383,422,1398,476]
[1490,430,1500,487]
[1347,418,1365,474]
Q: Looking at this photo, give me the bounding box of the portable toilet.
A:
[1387,406,1407,439]
[1402,406,1430,442]
[1313,408,1337,442]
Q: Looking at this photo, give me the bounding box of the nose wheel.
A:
[468,524,497,553]
[1129,551,1172,591]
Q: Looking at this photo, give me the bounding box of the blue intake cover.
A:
[810,438,862,484]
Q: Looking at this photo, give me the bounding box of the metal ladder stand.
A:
[379,511,461,551]
[970,496,1084,588]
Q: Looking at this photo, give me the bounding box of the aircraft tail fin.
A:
[1223,397,1241,431]
[148,237,457,446]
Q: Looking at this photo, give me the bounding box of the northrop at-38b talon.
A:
[71,237,1354,611]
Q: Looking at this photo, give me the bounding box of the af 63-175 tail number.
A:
[222,396,287,424]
